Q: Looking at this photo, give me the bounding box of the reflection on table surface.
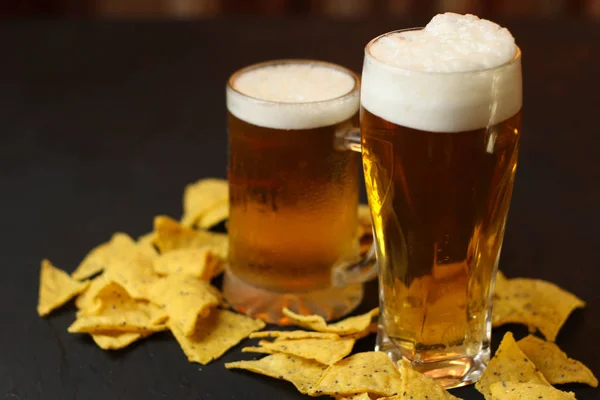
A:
[4,0,600,19]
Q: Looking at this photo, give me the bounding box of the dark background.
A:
[1,3,599,400]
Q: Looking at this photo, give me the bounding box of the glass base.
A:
[375,323,489,389]
[223,269,364,325]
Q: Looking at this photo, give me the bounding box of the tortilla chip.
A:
[196,202,229,229]
[71,233,138,280]
[242,346,275,355]
[75,274,111,312]
[517,335,598,387]
[152,247,222,280]
[37,260,90,317]
[475,332,549,399]
[148,274,221,336]
[489,381,576,400]
[257,337,355,365]
[310,352,402,397]
[226,353,326,394]
[250,331,340,340]
[170,309,265,365]
[104,252,159,300]
[493,276,585,342]
[137,232,158,258]
[282,308,379,335]
[69,281,167,333]
[337,394,372,400]
[91,331,145,350]
[393,359,458,399]
[181,178,228,228]
[153,216,228,259]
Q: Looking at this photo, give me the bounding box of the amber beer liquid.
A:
[361,14,523,387]
[224,60,365,324]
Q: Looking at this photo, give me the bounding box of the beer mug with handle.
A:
[224,59,377,325]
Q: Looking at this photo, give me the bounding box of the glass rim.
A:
[227,59,360,106]
[365,27,522,76]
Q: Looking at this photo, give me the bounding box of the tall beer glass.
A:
[224,60,376,324]
[360,14,522,387]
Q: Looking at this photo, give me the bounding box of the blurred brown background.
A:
[3,0,600,18]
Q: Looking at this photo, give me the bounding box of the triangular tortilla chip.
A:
[489,381,576,400]
[257,337,355,365]
[493,276,585,341]
[170,309,265,364]
[392,359,458,399]
[250,331,340,340]
[310,352,402,397]
[180,179,228,227]
[152,247,222,280]
[69,281,167,333]
[71,233,138,280]
[91,331,146,350]
[476,332,549,399]
[137,232,158,259]
[104,252,159,300]
[148,274,221,336]
[196,202,229,229]
[38,260,90,316]
[226,353,326,394]
[517,335,598,387]
[153,216,228,259]
[282,307,379,335]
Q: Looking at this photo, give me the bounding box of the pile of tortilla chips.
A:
[37,178,373,365]
[37,177,597,398]
[227,307,464,399]
[475,332,597,399]
[37,178,267,361]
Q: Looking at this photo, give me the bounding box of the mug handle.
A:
[332,126,378,287]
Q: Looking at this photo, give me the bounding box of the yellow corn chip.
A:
[257,337,355,365]
[249,331,340,340]
[310,351,403,397]
[148,274,221,336]
[475,332,549,399]
[137,232,158,258]
[69,281,167,333]
[91,331,145,350]
[152,247,222,280]
[170,309,265,365]
[489,381,576,400]
[71,233,138,280]
[493,277,586,341]
[196,202,229,229]
[517,335,598,387]
[37,260,90,317]
[181,178,228,227]
[282,308,379,335]
[226,353,326,394]
[104,252,159,300]
[242,346,275,355]
[75,274,111,312]
[337,394,372,400]
[391,359,458,400]
[154,216,228,259]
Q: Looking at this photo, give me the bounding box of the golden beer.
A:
[228,112,359,293]
[224,60,368,323]
[361,14,523,387]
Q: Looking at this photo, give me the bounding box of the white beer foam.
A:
[227,62,359,130]
[361,13,522,133]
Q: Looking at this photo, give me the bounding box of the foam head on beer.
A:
[227,61,359,130]
[361,13,522,133]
